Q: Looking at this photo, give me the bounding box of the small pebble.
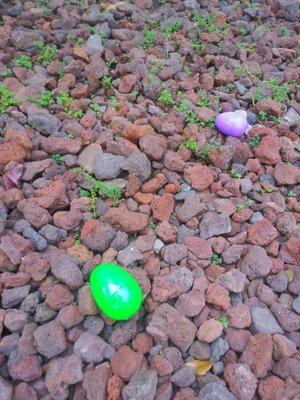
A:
[250,212,264,224]
[154,239,164,254]
[23,227,47,251]
[230,292,243,306]
[292,296,300,314]
[213,361,224,376]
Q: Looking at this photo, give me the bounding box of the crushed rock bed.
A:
[0,0,299,399]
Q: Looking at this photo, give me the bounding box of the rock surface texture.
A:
[0,0,299,399]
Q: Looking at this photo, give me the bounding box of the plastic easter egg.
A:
[90,263,143,321]
[215,111,248,137]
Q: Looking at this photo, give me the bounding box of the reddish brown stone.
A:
[45,284,74,311]
[258,375,285,400]
[110,346,145,381]
[184,165,214,191]
[102,205,148,234]
[274,162,300,185]
[107,375,124,400]
[255,135,281,165]
[184,236,213,259]
[247,218,278,246]
[132,333,153,354]
[206,283,230,310]
[240,333,273,378]
[0,142,26,166]
[255,99,283,117]
[150,193,174,222]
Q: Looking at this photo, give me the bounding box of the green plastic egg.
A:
[89,263,143,321]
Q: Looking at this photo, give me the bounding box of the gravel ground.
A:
[0,0,299,399]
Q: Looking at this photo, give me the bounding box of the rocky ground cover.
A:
[0,0,299,399]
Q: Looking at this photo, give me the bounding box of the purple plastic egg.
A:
[215,112,248,137]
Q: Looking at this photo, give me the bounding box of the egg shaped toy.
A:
[90,263,143,321]
[215,111,248,137]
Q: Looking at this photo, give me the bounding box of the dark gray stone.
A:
[251,306,284,334]
[39,224,67,244]
[2,285,31,309]
[122,370,158,400]
[210,338,229,361]
[0,200,7,234]
[93,153,125,180]
[121,153,151,182]
[20,292,40,314]
[23,227,47,251]
[198,382,238,400]
[34,303,57,324]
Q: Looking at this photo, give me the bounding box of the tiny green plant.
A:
[106,58,117,69]
[266,77,290,103]
[238,27,248,36]
[257,110,267,121]
[56,65,66,79]
[0,84,20,114]
[247,2,261,8]
[130,90,139,101]
[225,83,235,92]
[142,29,156,49]
[219,314,229,328]
[251,88,264,105]
[158,88,175,106]
[260,185,274,194]
[109,96,119,109]
[56,91,83,117]
[56,91,72,108]
[230,168,242,179]
[257,111,282,123]
[236,198,254,211]
[183,65,191,75]
[67,34,85,47]
[88,26,101,36]
[211,253,223,266]
[52,153,64,164]
[149,62,164,76]
[192,13,217,33]
[162,20,182,39]
[0,68,12,78]
[199,119,215,128]
[189,39,205,55]
[281,27,291,36]
[36,90,53,107]
[90,103,102,115]
[80,189,90,197]
[39,6,53,16]
[74,167,123,217]
[13,55,33,69]
[101,75,113,90]
[193,13,229,34]
[197,90,210,107]
[149,221,157,230]
[287,189,296,197]
[34,40,58,64]
[176,99,199,124]
[199,140,221,161]
[68,109,84,118]
[179,139,199,152]
[147,19,159,29]
[72,228,81,244]
[234,64,260,80]
[249,134,261,148]
[236,203,245,212]
[177,100,199,124]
